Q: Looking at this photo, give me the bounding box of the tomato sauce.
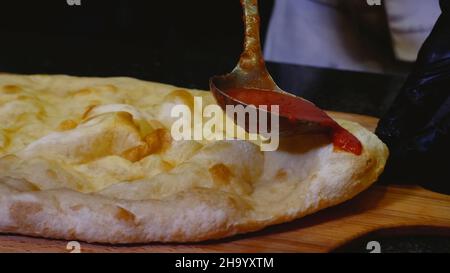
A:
[227,88,363,155]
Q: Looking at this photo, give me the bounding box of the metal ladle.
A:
[209,0,330,135]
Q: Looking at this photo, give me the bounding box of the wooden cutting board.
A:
[1,112,449,253]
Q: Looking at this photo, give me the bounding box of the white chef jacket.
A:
[264,0,441,73]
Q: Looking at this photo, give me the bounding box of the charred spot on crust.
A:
[121,128,172,162]
[70,204,84,212]
[144,128,171,154]
[275,169,287,181]
[120,144,149,163]
[9,202,43,228]
[58,120,78,131]
[82,104,98,120]
[165,89,195,110]
[115,207,137,225]
[209,163,234,185]
[2,85,22,94]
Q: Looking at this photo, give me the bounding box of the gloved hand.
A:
[376,0,450,194]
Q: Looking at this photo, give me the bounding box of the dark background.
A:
[0,0,274,89]
[0,0,404,117]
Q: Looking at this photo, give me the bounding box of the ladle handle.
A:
[236,0,278,90]
[240,0,264,69]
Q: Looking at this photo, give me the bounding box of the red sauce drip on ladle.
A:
[227,88,363,155]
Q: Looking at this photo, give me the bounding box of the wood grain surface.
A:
[1,112,449,253]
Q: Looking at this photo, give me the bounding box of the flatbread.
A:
[0,74,388,243]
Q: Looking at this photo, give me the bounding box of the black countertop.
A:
[266,62,406,118]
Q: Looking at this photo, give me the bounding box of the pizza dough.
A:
[0,74,388,243]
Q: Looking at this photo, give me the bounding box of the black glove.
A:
[375,0,450,194]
